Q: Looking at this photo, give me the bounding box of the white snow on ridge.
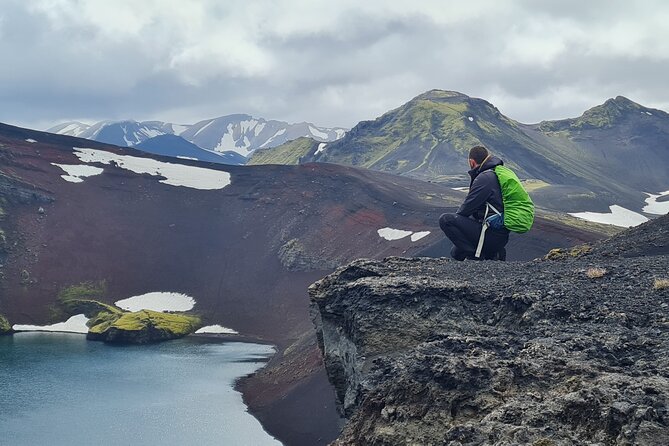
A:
[25,138,37,143]
[254,122,266,136]
[334,129,347,139]
[451,186,469,191]
[195,325,239,335]
[315,143,327,155]
[569,205,649,228]
[643,189,669,215]
[468,116,474,122]
[259,128,287,148]
[13,314,89,334]
[73,148,231,190]
[51,163,104,183]
[645,111,653,116]
[177,156,198,161]
[309,125,330,139]
[171,124,189,135]
[193,120,216,137]
[115,292,196,312]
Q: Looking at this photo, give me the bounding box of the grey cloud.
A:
[0,0,668,130]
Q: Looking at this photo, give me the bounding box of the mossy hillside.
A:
[316,93,481,174]
[57,281,123,318]
[248,137,316,165]
[539,96,648,132]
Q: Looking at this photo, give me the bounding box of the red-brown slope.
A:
[0,122,606,445]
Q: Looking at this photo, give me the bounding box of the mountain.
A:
[1,121,608,445]
[311,214,669,445]
[251,90,669,213]
[47,115,347,158]
[135,134,246,165]
[181,114,347,158]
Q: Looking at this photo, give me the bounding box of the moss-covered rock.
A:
[0,313,12,335]
[87,310,201,344]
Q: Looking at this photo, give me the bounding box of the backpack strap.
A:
[475,202,502,258]
[475,204,491,258]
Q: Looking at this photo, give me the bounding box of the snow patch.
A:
[254,122,266,136]
[569,205,649,228]
[115,292,196,312]
[52,163,104,183]
[73,148,231,190]
[59,123,84,136]
[239,119,259,136]
[377,228,413,241]
[468,117,474,122]
[315,142,327,155]
[411,231,431,241]
[193,120,216,137]
[643,189,669,215]
[13,314,89,334]
[309,125,330,139]
[25,138,37,143]
[451,187,469,191]
[259,128,287,148]
[195,325,239,335]
[176,156,198,161]
[334,129,347,139]
[645,111,653,116]
[171,124,189,135]
[139,128,163,139]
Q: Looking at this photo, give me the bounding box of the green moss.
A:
[248,137,316,165]
[86,311,122,333]
[58,281,107,302]
[545,244,593,260]
[57,281,123,318]
[0,313,12,334]
[87,310,201,342]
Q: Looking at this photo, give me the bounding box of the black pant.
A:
[439,213,509,260]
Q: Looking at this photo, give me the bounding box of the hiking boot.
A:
[497,247,506,261]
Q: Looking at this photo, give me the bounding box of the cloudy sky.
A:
[2,0,668,130]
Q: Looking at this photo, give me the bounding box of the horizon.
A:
[2,1,669,131]
[22,90,669,134]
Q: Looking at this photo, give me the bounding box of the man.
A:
[439,145,509,261]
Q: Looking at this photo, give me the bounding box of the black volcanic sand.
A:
[0,123,609,445]
[311,214,669,445]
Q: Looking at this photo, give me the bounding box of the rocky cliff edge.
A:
[310,214,669,445]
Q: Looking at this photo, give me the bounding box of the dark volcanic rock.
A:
[311,216,669,445]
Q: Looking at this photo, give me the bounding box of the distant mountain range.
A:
[249,90,669,213]
[47,115,347,162]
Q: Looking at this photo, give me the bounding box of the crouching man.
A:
[439,145,509,261]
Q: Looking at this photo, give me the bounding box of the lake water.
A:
[0,333,282,446]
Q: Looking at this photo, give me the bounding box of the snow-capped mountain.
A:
[181,114,347,157]
[47,115,347,158]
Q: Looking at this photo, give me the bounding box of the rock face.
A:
[311,214,669,445]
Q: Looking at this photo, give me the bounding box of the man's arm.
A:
[456,171,494,218]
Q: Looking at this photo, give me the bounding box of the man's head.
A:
[468,145,488,169]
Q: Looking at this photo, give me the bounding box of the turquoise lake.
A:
[0,333,281,446]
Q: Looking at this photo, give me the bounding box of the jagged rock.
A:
[311,215,669,445]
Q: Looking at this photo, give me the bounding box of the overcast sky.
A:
[2,0,668,130]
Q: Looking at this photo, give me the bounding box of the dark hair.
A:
[468,145,488,164]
